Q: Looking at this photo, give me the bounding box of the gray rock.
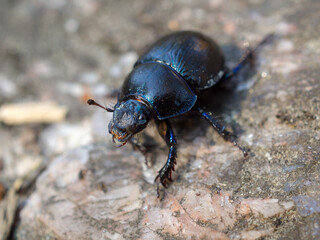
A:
[0,0,318,239]
[39,122,93,156]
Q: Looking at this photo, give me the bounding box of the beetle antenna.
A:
[87,99,114,112]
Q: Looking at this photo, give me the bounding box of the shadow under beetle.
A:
[88,31,273,197]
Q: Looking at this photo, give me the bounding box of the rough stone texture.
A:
[15,143,295,239]
[0,0,319,239]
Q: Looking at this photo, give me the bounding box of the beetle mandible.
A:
[88,31,272,196]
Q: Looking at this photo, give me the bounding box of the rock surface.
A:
[16,143,295,239]
[0,0,319,239]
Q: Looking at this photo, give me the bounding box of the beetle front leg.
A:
[196,107,248,158]
[154,120,177,196]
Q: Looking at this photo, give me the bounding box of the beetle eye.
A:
[138,114,147,124]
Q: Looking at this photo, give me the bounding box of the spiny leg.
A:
[224,33,275,79]
[154,119,177,197]
[196,107,248,158]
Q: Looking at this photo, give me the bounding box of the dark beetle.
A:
[88,31,272,195]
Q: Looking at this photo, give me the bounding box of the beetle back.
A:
[120,63,197,120]
[135,31,225,90]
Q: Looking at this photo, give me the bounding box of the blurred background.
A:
[0,0,319,239]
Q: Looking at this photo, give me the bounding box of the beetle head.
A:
[108,99,151,146]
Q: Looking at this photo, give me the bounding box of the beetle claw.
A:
[154,174,170,199]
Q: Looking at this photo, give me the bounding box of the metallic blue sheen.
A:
[120,63,197,120]
[135,31,225,90]
[200,108,226,133]
[169,129,176,144]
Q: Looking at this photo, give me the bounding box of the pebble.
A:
[0,74,18,98]
[276,39,294,53]
[241,229,274,240]
[109,52,138,79]
[79,72,100,84]
[58,82,84,97]
[0,102,68,125]
[39,122,92,156]
[64,18,79,33]
[239,198,294,218]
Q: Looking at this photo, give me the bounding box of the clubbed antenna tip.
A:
[87,98,114,112]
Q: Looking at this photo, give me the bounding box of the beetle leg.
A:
[224,33,275,79]
[196,107,248,158]
[129,137,153,167]
[154,120,177,196]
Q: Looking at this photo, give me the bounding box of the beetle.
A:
[88,31,272,196]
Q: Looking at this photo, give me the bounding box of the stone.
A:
[0,102,68,125]
[16,143,296,239]
[239,198,294,218]
[240,229,274,240]
[0,0,319,239]
[39,122,93,156]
